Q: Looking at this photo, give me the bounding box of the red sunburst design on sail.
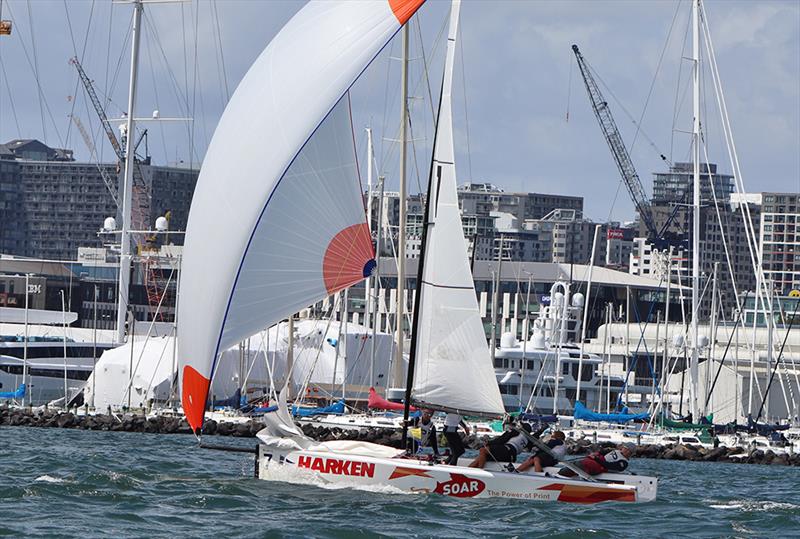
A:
[323,223,375,295]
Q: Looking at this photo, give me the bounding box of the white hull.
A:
[256,442,656,503]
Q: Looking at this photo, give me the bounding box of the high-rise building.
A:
[0,139,198,261]
[759,192,800,295]
[652,162,734,205]
[740,192,800,296]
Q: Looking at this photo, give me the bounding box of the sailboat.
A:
[178,0,656,503]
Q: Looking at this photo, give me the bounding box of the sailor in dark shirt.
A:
[516,430,567,472]
[468,423,534,469]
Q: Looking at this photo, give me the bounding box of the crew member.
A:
[468,423,534,469]
[579,446,632,475]
[410,409,439,456]
[516,430,567,473]
[442,413,471,465]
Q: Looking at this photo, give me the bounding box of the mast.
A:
[402,0,461,445]
[61,290,68,409]
[364,127,374,334]
[370,176,385,388]
[490,236,503,362]
[706,262,718,415]
[342,289,348,401]
[393,24,409,388]
[116,0,143,344]
[22,274,29,407]
[661,248,673,418]
[576,224,601,402]
[689,0,701,422]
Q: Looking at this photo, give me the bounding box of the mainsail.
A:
[409,0,505,417]
[178,0,426,433]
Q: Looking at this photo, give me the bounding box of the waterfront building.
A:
[0,139,197,261]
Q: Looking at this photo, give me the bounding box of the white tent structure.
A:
[84,320,394,411]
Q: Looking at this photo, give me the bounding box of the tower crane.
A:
[572,44,683,248]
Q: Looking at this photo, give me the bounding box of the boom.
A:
[571,45,660,242]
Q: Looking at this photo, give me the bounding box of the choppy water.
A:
[2,426,799,538]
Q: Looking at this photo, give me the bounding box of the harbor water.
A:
[2,426,799,538]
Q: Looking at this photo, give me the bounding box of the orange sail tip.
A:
[388,0,425,26]
[182,365,211,434]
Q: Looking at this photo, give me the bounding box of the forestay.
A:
[410,0,505,418]
[178,0,426,433]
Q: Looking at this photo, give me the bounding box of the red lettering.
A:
[361,462,375,478]
[297,457,375,478]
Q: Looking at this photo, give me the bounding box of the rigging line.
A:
[142,18,168,163]
[0,51,22,137]
[63,0,95,153]
[670,5,692,163]
[211,0,230,103]
[102,0,114,163]
[189,0,200,170]
[143,13,193,142]
[207,0,225,110]
[25,0,47,142]
[414,15,440,125]
[458,23,473,182]
[630,0,682,155]
[5,0,64,145]
[585,59,668,169]
[379,38,395,168]
[180,2,190,149]
[407,114,425,196]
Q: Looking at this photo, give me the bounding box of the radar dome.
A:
[155,216,169,232]
[572,293,585,308]
[672,334,685,348]
[500,332,516,348]
[103,217,117,232]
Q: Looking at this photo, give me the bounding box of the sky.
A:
[0,0,797,223]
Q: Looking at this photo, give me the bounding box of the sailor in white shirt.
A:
[442,413,471,465]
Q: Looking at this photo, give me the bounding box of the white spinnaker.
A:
[178,0,425,431]
[411,0,505,417]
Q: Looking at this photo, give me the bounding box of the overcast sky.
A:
[0,0,797,222]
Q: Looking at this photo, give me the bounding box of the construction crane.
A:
[572,44,683,248]
[70,57,124,161]
[69,55,152,234]
[69,114,119,206]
